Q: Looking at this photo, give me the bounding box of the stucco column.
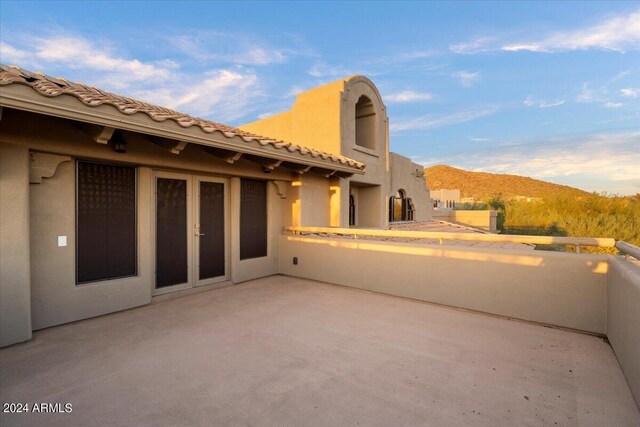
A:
[329,177,349,227]
[0,142,32,346]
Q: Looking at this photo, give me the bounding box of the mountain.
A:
[424,165,591,200]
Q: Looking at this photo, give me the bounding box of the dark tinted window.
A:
[155,178,188,288]
[240,179,267,260]
[77,161,136,283]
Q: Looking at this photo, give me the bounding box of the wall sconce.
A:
[112,132,127,153]
[262,166,272,174]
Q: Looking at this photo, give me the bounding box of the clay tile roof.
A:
[0,64,365,172]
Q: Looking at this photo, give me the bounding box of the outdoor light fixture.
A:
[112,131,127,153]
[262,166,272,174]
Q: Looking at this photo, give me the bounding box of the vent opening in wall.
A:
[355,95,376,150]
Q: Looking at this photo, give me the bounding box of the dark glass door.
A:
[156,177,188,288]
[198,181,225,281]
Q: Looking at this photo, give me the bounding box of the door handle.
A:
[196,233,205,237]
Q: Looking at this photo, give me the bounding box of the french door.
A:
[153,172,229,295]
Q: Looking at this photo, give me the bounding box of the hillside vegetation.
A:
[425,165,589,199]
[425,165,639,253]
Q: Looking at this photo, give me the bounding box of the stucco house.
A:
[0,65,429,348]
[2,65,640,424]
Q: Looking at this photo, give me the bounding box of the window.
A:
[240,179,267,260]
[349,194,356,226]
[77,161,136,283]
[355,95,376,150]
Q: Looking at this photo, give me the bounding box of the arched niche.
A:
[389,189,415,222]
[355,95,376,150]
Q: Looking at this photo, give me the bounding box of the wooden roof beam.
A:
[203,146,243,164]
[151,137,189,155]
[280,161,313,174]
[83,124,115,144]
[244,154,283,171]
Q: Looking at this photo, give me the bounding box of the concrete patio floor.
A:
[1,275,638,426]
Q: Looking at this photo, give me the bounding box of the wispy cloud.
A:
[576,83,598,103]
[501,11,640,53]
[385,90,432,103]
[1,37,173,86]
[455,71,480,87]
[0,33,261,122]
[391,106,499,132]
[284,85,305,98]
[575,81,628,109]
[604,101,623,109]
[523,95,566,108]
[449,37,496,54]
[451,11,640,55]
[167,32,309,66]
[134,70,259,120]
[425,131,640,194]
[308,62,356,78]
[621,87,640,98]
[379,50,437,62]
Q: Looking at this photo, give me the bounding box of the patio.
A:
[1,275,638,426]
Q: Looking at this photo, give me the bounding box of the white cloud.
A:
[1,37,172,89]
[449,37,495,54]
[308,62,354,78]
[284,85,305,98]
[166,32,311,66]
[501,11,640,53]
[391,106,499,132]
[621,87,640,98]
[450,11,640,55]
[0,34,261,122]
[0,42,32,64]
[385,90,432,103]
[455,71,480,87]
[428,131,640,194]
[576,83,596,103]
[134,69,259,120]
[604,102,623,109]
[524,95,566,108]
[383,50,437,62]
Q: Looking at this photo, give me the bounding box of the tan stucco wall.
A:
[29,162,152,330]
[241,76,392,228]
[0,108,290,335]
[230,178,283,283]
[242,79,345,155]
[279,235,609,334]
[432,189,461,206]
[432,209,498,232]
[389,152,431,222]
[0,142,32,346]
[607,257,640,408]
[242,111,293,143]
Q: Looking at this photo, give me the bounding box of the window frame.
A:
[75,160,138,285]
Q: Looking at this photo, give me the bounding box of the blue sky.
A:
[1,1,639,194]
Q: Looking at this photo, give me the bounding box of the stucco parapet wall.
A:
[0,64,364,174]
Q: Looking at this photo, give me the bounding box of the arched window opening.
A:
[388,190,415,222]
[355,96,376,150]
[349,194,356,226]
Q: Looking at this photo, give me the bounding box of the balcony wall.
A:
[279,235,608,334]
[432,209,498,232]
[607,256,640,407]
